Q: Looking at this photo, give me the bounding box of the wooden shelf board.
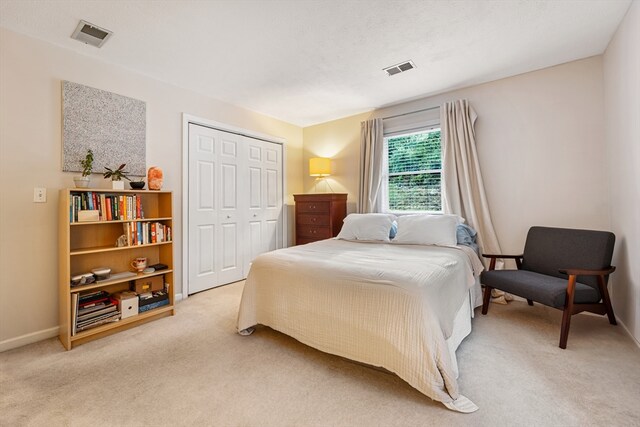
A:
[69,269,173,293]
[68,188,172,194]
[71,217,172,226]
[71,305,174,341]
[70,240,172,256]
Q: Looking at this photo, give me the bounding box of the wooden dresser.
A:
[294,193,347,245]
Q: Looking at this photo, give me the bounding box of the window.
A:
[384,128,442,212]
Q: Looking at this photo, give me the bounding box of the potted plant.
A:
[103,164,129,189]
[73,149,94,188]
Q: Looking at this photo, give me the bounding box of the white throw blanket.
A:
[237,239,483,411]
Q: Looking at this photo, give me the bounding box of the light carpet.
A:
[1,281,639,426]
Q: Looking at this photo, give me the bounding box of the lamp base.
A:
[314,177,334,193]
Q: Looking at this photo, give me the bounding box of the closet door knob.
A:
[226,215,231,219]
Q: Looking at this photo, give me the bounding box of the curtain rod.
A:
[381,105,440,121]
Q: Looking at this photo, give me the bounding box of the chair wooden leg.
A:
[559,307,572,349]
[598,275,617,325]
[527,299,534,306]
[482,286,492,315]
[559,275,577,349]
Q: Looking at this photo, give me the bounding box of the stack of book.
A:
[71,290,121,335]
[138,290,170,313]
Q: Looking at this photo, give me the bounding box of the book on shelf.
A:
[77,301,110,316]
[71,293,79,336]
[72,290,121,335]
[69,192,146,223]
[76,312,120,332]
[77,304,117,323]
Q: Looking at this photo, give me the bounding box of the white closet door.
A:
[188,123,283,295]
[244,137,283,273]
[188,124,219,294]
[217,132,245,285]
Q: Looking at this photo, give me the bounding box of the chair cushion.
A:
[481,270,601,308]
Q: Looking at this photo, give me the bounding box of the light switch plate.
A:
[34,187,47,203]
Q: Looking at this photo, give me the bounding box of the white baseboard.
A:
[0,326,59,353]
[175,293,183,302]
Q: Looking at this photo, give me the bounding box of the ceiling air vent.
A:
[71,20,113,48]
[383,60,416,77]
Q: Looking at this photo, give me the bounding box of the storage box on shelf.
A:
[58,188,175,350]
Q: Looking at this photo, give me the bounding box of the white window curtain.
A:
[441,99,502,264]
[358,118,384,213]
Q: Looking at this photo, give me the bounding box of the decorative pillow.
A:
[389,221,398,239]
[457,223,480,255]
[336,213,396,242]
[393,214,458,246]
[456,223,477,245]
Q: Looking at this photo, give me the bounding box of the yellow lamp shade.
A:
[309,157,331,177]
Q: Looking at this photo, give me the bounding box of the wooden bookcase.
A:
[58,188,175,350]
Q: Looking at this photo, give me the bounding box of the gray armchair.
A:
[480,226,616,349]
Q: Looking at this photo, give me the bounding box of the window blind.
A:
[386,129,442,212]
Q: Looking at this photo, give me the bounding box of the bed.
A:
[236,232,484,413]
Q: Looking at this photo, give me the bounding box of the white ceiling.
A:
[0,0,632,126]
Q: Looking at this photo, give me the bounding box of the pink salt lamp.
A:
[147,166,163,190]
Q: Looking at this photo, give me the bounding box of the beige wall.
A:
[304,57,609,255]
[0,29,303,348]
[604,1,640,343]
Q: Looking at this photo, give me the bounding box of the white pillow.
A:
[393,214,458,246]
[336,213,396,242]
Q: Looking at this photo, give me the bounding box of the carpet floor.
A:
[1,281,639,426]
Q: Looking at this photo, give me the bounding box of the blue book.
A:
[138,298,169,313]
[137,222,142,245]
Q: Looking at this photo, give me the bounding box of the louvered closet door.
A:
[188,124,219,294]
[244,137,283,273]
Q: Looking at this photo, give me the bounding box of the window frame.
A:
[382,124,443,215]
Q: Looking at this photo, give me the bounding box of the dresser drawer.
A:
[296,225,332,239]
[297,213,330,226]
[296,201,330,213]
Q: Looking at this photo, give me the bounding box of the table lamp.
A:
[309,157,333,192]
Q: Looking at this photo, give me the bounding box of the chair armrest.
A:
[559,267,616,276]
[481,254,523,259]
[482,254,524,271]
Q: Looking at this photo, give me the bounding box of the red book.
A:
[105,198,112,221]
[136,196,142,219]
[151,223,157,243]
[79,297,109,308]
[119,196,124,220]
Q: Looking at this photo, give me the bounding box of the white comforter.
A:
[237,239,483,407]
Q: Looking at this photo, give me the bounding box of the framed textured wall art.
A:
[62,81,146,177]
